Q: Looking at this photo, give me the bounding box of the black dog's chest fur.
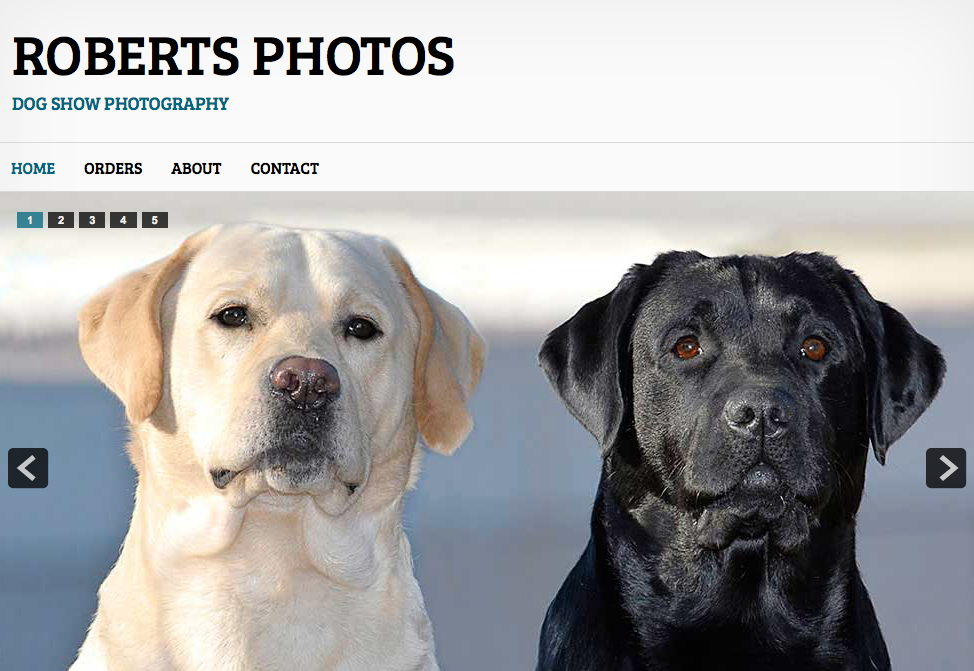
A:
[537,486,891,671]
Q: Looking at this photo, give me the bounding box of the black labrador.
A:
[536,252,945,671]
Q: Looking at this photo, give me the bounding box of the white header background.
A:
[3,0,974,143]
[2,0,974,190]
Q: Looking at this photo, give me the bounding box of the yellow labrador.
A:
[70,224,485,671]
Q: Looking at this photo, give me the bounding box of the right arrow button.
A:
[927,448,966,489]
[940,454,959,481]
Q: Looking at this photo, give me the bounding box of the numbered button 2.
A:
[48,212,75,228]
[110,212,137,228]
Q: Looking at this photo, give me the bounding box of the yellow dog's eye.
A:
[346,317,380,340]
[214,306,249,328]
[674,335,701,360]
[801,336,827,361]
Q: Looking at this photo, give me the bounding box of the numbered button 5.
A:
[142,212,168,228]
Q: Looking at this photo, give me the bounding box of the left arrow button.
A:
[17,454,36,481]
[8,448,48,488]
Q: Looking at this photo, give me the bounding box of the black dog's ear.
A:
[539,252,700,452]
[840,270,946,464]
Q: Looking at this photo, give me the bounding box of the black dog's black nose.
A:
[270,356,340,411]
[723,387,794,439]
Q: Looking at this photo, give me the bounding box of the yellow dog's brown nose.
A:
[270,356,340,410]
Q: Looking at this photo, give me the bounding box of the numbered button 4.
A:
[110,211,137,228]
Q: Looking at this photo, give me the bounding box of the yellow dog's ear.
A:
[384,244,486,455]
[78,228,217,424]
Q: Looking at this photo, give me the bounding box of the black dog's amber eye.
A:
[214,306,249,328]
[346,317,380,340]
[801,336,827,361]
[674,335,701,360]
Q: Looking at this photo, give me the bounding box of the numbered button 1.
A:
[48,212,75,228]
[16,212,43,228]
[142,212,168,228]
[110,212,137,228]
[80,212,106,228]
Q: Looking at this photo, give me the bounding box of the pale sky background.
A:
[2,192,972,380]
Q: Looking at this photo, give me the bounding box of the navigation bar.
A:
[3,142,974,191]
